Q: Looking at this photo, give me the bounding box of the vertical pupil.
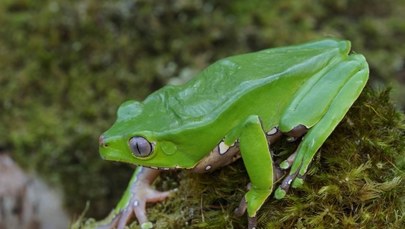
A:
[136,142,141,154]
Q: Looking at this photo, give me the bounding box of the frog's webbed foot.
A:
[98,185,173,229]
[97,167,174,229]
[234,164,285,228]
[99,185,173,229]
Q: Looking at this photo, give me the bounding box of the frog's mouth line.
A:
[143,165,179,171]
[99,146,134,164]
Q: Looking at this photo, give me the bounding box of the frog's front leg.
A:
[275,54,369,198]
[235,115,275,229]
[97,166,173,229]
[191,127,284,174]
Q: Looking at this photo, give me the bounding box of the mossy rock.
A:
[76,88,405,228]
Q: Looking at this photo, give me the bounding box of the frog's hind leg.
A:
[275,54,369,199]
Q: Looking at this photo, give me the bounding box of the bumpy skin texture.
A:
[98,39,369,229]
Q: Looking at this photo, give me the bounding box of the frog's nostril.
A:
[99,135,106,146]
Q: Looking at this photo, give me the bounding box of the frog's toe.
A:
[116,208,134,229]
[96,215,120,229]
[274,172,298,199]
[145,189,173,202]
[248,216,257,229]
[234,196,247,217]
[234,200,259,229]
[292,174,306,188]
[279,150,297,170]
[274,166,309,199]
[131,188,173,226]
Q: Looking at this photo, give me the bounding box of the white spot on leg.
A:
[133,200,139,207]
[287,137,296,142]
[205,165,212,171]
[219,141,230,155]
[266,127,278,136]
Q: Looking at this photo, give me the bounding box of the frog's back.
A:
[142,39,350,131]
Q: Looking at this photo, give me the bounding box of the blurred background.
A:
[0,0,404,227]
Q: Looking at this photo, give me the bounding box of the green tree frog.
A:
[98,39,369,229]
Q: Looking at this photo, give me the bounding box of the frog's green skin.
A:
[99,39,369,229]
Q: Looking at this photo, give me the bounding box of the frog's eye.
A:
[129,137,153,157]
